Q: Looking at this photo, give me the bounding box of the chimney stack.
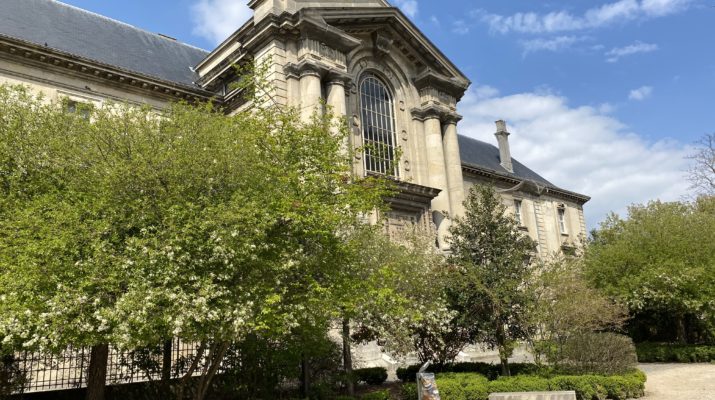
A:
[494,120,513,173]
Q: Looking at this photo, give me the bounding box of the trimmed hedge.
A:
[396,362,542,382]
[354,367,388,386]
[360,389,391,400]
[400,370,646,400]
[636,342,715,363]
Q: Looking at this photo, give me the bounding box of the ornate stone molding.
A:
[298,38,347,67]
[372,30,394,58]
[414,68,469,100]
[284,60,352,83]
[411,105,462,124]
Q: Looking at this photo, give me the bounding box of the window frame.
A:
[358,72,399,177]
[557,205,568,235]
[514,199,523,226]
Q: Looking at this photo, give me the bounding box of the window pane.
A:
[359,74,398,176]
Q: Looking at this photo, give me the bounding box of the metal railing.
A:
[12,339,203,393]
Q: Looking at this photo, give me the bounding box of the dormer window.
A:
[359,73,398,177]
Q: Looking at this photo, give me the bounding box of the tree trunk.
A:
[342,318,354,397]
[86,344,109,400]
[193,342,229,400]
[300,353,310,399]
[162,339,173,382]
[495,322,511,377]
[676,313,687,344]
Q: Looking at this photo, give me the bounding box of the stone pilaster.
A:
[299,67,322,123]
[443,117,465,217]
[422,114,452,250]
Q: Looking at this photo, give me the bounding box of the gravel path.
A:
[639,363,715,400]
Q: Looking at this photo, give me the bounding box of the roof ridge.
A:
[49,0,209,53]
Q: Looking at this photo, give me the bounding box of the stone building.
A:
[0,0,591,375]
[0,0,589,257]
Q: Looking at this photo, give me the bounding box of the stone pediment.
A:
[314,7,470,90]
[196,5,470,98]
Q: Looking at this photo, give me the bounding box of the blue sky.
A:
[59,0,714,227]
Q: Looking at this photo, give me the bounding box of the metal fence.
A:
[13,339,203,393]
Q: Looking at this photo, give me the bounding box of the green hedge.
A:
[396,362,542,382]
[360,389,391,400]
[400,370,646,400]
[353,367,388,386]
[636,342,715,362]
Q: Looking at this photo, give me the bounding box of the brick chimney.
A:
[494,120,513,173]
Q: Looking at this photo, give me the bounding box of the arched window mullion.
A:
[359,73,398,177]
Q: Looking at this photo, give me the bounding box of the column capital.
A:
[326,71,353,87]
[411,105,462,124]
[285,61,323,79]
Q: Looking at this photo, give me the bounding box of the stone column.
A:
[443,118,466,217]
[424,115,452,249]
[326,78,349,154]
[326,79,347,128]
[300,67,322,123]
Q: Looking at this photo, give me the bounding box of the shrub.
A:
[636,342,715,363]
[396,362,544,382]
[400,383,417,400]
[354,367,388,386]
[488,376,550,393]
[399,370,646,400]
[437,373,489,400]
[556,333,637,375]
[361,389,391,400]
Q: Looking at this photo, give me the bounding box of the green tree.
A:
[527,256,628,368]
[585,199,715,344]
[0,83,393,400]
[446,185,537,375]
[337,226,448,396]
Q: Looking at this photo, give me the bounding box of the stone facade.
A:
[0,0,589,370]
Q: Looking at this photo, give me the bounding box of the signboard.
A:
[416,361,441,400]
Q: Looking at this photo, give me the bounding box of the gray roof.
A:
[458,134,555,187]
[0,0,208,87]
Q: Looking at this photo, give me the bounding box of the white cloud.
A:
[453,20,470,35]
[191,0,253,45]
[521,36,589,55]
[477,0,690,34]
[606,41,659,62]
[457,88,692,228]
[629,86,654,100]
[392,0,419,18]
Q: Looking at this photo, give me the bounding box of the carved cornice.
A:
[316,8,471,85]
[414,69,469,100]
[384,180,442,213]
[461,163,591,204]
[0,35,215,102]
[411,105,462,124]
[284,60,352,83]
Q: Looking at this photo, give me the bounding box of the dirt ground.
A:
[639,363,715,400]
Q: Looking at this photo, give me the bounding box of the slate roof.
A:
[458,134,555,187]
[0,0,209,87]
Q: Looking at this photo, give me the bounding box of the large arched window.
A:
[359,73,398,176]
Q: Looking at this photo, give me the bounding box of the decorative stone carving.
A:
[373,30,394,58]
[298,38,347,66]
[401,130,408,141]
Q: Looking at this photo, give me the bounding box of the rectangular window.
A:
[558,206,567,234]
[514,199,523,226]
[66,100,91,120]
